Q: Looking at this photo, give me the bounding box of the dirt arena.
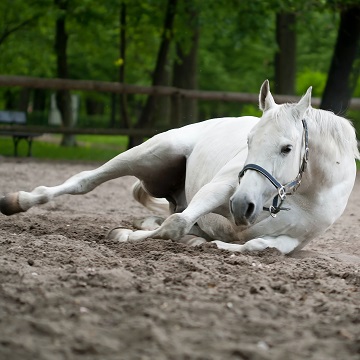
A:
[0,158,359,360]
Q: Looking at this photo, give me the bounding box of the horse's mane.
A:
[275,104,360,160]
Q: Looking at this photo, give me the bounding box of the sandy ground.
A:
[0,158,359,360]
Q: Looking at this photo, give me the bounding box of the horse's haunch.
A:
[0,193,24,216]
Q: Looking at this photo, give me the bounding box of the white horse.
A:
[1,80,358,254]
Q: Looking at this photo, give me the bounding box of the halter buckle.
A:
[278,186,286,200]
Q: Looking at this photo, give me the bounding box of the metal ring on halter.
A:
[269,205,277,217]
[304,147,309,161]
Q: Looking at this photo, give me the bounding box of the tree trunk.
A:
[110,93,116,128]
[171,3,199,126]
[155,62,172,128]
[119,2,130,129]
[85,98,105,115]
[4,90,16,110]
[320,7,360,114]
[274,13,296,95]
[128,0,178,149]
[33,89,46,112]
[54,0,76,146]
[18,88,30,112]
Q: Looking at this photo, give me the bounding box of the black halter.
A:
[238,119,309,217]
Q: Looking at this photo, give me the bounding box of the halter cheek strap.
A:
[238,119,309,218]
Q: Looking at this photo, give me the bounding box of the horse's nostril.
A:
[245,202,255,219]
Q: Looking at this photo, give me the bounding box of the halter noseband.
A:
[238,119,309,218]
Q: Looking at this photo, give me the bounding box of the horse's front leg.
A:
[212,235,300,254]
[108,180,235,243]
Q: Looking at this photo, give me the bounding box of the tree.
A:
[171,0,199,126]
[118,2,130,129]
[0,0,41,47]
[128,0,178,148]
[1,0,355,137]
[0,0,46,113]
[320,5,360,114]
[54,0,76,147]
[274,12,296,95]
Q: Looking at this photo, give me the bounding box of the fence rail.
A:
[0,124,158,137]
[1,75,360,138]
[2,75,360,107]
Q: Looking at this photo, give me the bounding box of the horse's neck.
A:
[304,110,358,184]
[298,123,356,212]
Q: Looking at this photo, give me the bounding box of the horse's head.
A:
[230,80,312,226]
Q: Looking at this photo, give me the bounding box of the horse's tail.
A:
[132,180,169,213]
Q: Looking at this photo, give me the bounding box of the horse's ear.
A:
[296,86,312,118]
[259,79,276,112]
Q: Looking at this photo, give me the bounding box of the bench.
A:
[0,111,42,157]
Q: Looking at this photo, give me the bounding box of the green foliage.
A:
[296,70,327,96]
[353,74,360,97]
[240,104,262,118]
[0,0,342,92]
[0,0,359,130]
[296,10,339,74]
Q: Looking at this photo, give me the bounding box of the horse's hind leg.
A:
[0,129,193,216]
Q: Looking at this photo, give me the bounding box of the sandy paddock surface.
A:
[0,158,359,360]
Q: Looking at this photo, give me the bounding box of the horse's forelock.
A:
[269,103,299,128]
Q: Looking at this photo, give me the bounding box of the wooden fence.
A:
[1,75,360,136]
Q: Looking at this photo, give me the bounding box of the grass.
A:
[0,135,128,162]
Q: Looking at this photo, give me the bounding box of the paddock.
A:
[0,158,359,360]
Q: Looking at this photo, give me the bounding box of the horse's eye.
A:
[281,145,293,154]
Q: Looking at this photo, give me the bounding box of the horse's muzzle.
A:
[230,194,259,226]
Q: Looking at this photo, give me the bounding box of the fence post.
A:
[171,92,183,128]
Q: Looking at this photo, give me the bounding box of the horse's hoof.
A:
[133,216,164,230]
[0,193,24,216]
[107,227,132,242]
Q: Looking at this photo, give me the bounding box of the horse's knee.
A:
[157,213,193,240]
